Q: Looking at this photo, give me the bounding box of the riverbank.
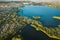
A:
[31,20,60,39]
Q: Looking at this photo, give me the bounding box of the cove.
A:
[18,6,60,27]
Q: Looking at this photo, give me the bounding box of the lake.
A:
[18,6,60,27]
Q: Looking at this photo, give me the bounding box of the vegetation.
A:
[53,16,60,20]
[0,13,32,40]
[0,1,60,40]
[0,1,60,8]
[31,20,60,40]
[33,16,41,20]
[12,35,22,40]
[32,2,60,8]
[0,12,60,40]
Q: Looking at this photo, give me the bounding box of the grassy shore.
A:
[31,20,60,40]
[53,16,60,20]
[33,16,41,20]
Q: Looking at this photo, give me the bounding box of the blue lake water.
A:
[18,6,60,27]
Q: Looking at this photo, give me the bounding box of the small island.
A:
[33,16,41,19]
[53,16,60,20]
